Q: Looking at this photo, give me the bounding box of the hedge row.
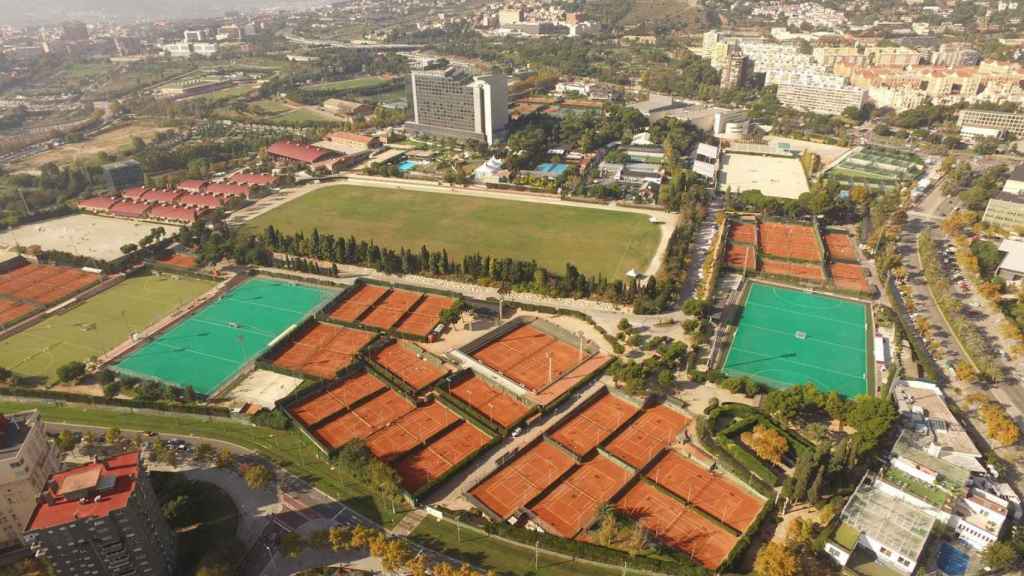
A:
[694,415,776,497]
[0,386,231,417]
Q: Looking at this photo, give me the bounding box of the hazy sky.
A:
[1,0,324,25]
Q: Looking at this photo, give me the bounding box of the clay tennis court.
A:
[366,401,460,461]
[372,341,446,391]
[824,233,857,262]
[361,289,422,330]
[394,294,454,337]
[726,244,757,271]
[0,263,100,306]
[647,451,762,532]
[549,393,639,456]
[394,420,491,492]
[272,323,375,379]
[329,284,388,323]
[761,258,825,282]
[759,222,822,262]
[530,354,611,407]
[470,441,575,519]
[616,481,738,569]
[830,262,870,293]
[473,324,587,393]
[313,388,415,449]
[0,298,40,326]
[530,455,632,538]
[288,369,387,427]
[158,253,198,269]
[605,404,690,469]
[449,372,530,428]
[729,223,756,245]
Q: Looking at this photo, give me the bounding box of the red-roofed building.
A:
[110,202,151,218]
[267,140,336,164]
[140,188,183,205]
[120,186,148,201]
[229,173,278,187]
[148,205,198,223]
[176,194,223,209]
[24,452,176,576]
[77,197,118,212]
[323,131,381,153]
[206,182,252,199]
[176,179,207,194]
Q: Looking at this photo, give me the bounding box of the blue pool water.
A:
[936,542,969,576]
[535,162,568,176]
[397,160,417,172]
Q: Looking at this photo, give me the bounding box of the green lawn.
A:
[273,108,343,125]
[300,76,389,92]
[0,274,213,384]
[243,185,661,279]
[189,83,257,103]
[412,518,624,576]
[250,99,292,114]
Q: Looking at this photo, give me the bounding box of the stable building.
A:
[266,140,336,165]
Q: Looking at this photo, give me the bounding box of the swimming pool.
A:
[936,542,969,576]
[397,160,418,172]
[535,162,569,176]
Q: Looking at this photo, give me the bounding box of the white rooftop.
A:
[998,238,1024,274]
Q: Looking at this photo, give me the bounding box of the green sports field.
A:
[243,185,662,278]
[722,282,870,397]
[0,274,214,384]
[114,278,337,395]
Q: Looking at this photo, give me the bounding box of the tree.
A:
[279,532,305,558]
[105,427,122,445]
[195,564,232,576]
[807,466,825,505]
[120,243,138,255]
[56,361,86,383]
[214,448,235,469]
[243,463,273,490]
[195,443,214,463]
[741,424,789,465]
[754,542,799,576]
[981,541,1020,572]
[55,430,78,452]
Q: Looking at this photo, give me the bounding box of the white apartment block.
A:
[957,109,1024,139]
[777,80,865,115]
[0,411,59,550]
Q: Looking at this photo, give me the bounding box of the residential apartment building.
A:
[0,411,58,550]
[777,79,865,115]
[934,43,982,68]
[719,45,750,89]
[406,68,508,145]
[24,452,176,576]
[849,61,1024,111]
[983,193,1024,229]
[957,109,1024,139]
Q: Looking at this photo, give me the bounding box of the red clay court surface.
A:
[647,451,762,532]
[729,223,756,245]
[530,354,611,407]
[0,298,40,325]
[366,401,462,461]
[0,264,99,306]
[288,370,387,427]
[329,284,388,323]
[616,481,738,569]
[394,421,491,492]
[272,323,375,379]
[361,289,422,330]
[372,341,446,391]
[394,294,454,337]
[471,441,576,519]
[761,258,825,282]
[530,455,632,538]
[605,404,690,469]
[830,263,871,293]
[449,373,530,428]
[726,244,757,271]
[314,389,415,450]
[759,222,822,263]
[549,393,639,457]
[473,324,586,393]
[824,233,857,262]
[158,253,199,269]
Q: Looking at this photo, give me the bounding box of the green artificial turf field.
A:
[114,278,337,395]
[243,185,662,278]
[300,76,389,92]
[0,274,214,383]
[722,282,870,397]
